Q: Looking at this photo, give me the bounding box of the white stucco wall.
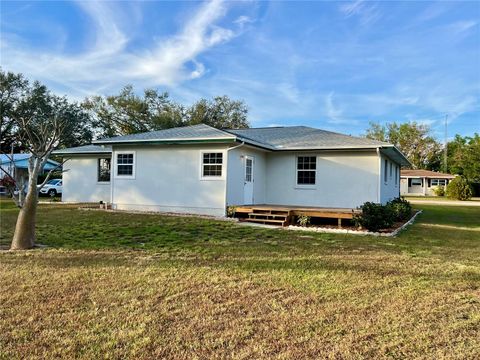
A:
[226,146,267,206]
[379,154,401,203]
[111,144,229,216]
[62,156,111,203]
[264,151,380,209]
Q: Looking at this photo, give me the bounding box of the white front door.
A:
[243,156,254,204]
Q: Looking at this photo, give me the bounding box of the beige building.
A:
[400,169,455,196]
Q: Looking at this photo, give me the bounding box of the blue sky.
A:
[1,1,479,138]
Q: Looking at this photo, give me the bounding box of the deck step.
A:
[244,218,287,225]
[248,213,287,219]
[251,209,290,215]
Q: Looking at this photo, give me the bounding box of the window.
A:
[411,178,422,186]
[202,152,223,177]
[116,153,134,177]
[98,158,111,182]
[384,159,388,183]
[390,162,393,178]
[297,156,316,185]
[245,158,253,182]
[395,166,398,185]
[431,179,446,187]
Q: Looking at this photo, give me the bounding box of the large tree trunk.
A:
[10,172,39,250]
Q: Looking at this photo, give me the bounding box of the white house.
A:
[54,124,409,216]
[400,169,455,196]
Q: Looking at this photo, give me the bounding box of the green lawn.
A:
[0,200,479,359]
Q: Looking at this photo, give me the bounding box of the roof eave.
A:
[93,137,237,146]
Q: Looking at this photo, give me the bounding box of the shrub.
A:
[446,176,473,200]
[353,202,395,232]
[297,215,311,227]
[387,197,412,221]
[433,186,445,197]
[226,206,236,218]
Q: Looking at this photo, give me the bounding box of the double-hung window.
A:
[98,158,111,182]
[116,152,135,177]
[202,152,223,178]
[297,156,316,185]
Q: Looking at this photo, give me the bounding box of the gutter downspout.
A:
[224,142,245,215]
[377,148,381,204]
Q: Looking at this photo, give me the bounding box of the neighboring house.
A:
[400,169,456,196]
[53,124,410,216]
[0,154,60,194]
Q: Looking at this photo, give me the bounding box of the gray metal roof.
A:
[54,124,410,166]
[93,124,235,144]
[53,144,112,155]
[225,126,391,150]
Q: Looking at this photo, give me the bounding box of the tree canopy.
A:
[365,121,442,170]
[447,134,480,182]
[83,86,249,138]
[1,69,92,152]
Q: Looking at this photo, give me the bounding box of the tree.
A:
[1,69,93,151]
[0,78,87,250]
[0,70,29,153]
[365,121,442,170]
[83,86,184,138]
[447,134,480,182]
[83,86,249,138]
[187,96,249,129]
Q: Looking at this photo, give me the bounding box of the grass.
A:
[0,200,479,359]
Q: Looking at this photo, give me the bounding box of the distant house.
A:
[400,169,455,196]
[0,154,60,194]
[54,124,410,216]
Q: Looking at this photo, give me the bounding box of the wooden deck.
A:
[234,204,360,227]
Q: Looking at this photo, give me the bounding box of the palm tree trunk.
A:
[10,174,38,250]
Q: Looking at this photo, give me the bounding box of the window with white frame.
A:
[98,158,111,182]
[202,152,223,177]
[116,153,134,176]
[245,158,253,182]
[431,179,446,187]
[297,156,316,185]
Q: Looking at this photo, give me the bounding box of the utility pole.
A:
[444,114,448,173]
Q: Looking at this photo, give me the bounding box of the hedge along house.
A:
[54,124,410,219]
[400,169,456,196]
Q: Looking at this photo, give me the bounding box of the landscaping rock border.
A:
[287,210,423,237]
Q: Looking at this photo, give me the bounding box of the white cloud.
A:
[0,0,240,96]
[339,0,381,25]
[325,92,343,122]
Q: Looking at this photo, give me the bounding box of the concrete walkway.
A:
[409,198,480,206]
